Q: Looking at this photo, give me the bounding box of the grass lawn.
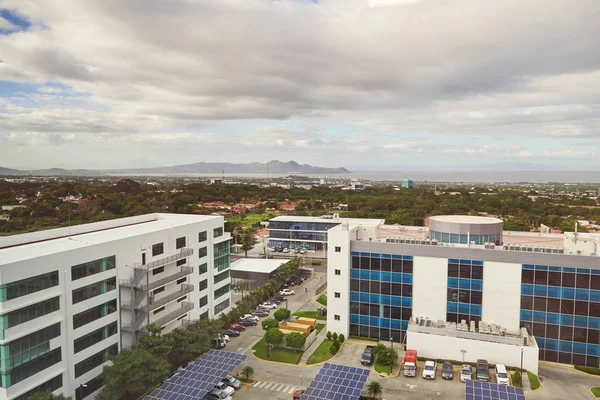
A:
[527,372,540,390]
[591,387,600,398]
[226,213,273,228]
[252,338,302,364]
[316,295,327,306]
[293,311,326,321]
[375,360,392,374]
[308,339,336,364]
[316,323,326,334]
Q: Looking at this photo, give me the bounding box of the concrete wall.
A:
[482,261,522,331]
[407,330,539,375]
[326,226,355,337]
[412,256,448,322]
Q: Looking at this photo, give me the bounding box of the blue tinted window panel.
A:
[471,280,483,291]
[560,314,574,326]
[574,316,588,328]
[447,302,458,313]
[533,285,547,297]
[521,284,533,295]
[392,254,403,259]
[577,268,591,275]
[547,286,560,298]
[350,269,359,279]
[459,279,471,289]
[590,290,600,302]
[448,278,459,289]
[546,312,559,325]
[401,298,412,308]
[589,317,600,329]
[575,289,590,301]
[351,252,360,256]
[370,253,381,259]
[520,310,532,321]
[562,288,575,299]
[533,312,546,323]
[350,292,359,301]
[522,264,534,270]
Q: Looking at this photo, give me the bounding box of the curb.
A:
[589,387,600,399]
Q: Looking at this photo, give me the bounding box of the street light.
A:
[390,337,393,349]
[300,374,303,391]
[520,348,524,378]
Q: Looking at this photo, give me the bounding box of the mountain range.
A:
[0,161,350,176]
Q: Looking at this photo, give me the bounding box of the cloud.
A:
[0,16,18,32]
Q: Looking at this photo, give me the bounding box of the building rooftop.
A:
[430,215,503,224]
[270,215,384,226]
[230,258,288,274]
[0,213,223,265]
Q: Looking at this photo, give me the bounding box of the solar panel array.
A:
[465,380,526,400]
[145,349,247,400]
[300,363,370,400]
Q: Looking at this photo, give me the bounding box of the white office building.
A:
[0,213,231,400]
[326,215,600,374]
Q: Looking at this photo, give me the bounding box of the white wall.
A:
[412,256,448,322]
[482,261,522,331]
[407,330,539,375]
[326,226,354,337]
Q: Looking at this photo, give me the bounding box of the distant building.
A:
[401,179,415,188]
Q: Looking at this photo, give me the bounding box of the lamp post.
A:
[520,348,524,378]
[300,374,303,391]
[390,337,393,349]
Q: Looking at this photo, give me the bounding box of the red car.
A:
[228,323,246,332]
[293,390,304,399]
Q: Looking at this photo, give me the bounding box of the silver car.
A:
[460,365,473,383]
[222,375,242,390]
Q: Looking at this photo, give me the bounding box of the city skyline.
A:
[1,0,599,170]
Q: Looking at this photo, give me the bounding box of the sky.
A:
[0,0,599,171]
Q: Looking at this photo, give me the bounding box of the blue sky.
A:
[0,0,599,171]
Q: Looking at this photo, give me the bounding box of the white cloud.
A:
[0,16,18,31]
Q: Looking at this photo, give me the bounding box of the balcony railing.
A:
[134,248,194,270]
[151,302,194,327]
[145,284,194,312]
[121,291,147,310]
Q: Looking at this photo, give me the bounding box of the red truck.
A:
[403,349,418,377]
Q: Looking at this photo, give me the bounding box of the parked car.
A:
[442,361,453,380]
[252,310,269,317]
[274,247,283,252]
[293,390,305,399]
[495,364,509,385]
[360,345,375,366]
[476,359,490,382]
[279,289,295,296]
[204,388,232,400]
[422,361,437,380]
[460,365,473,383]
[221,375,242,390]
[228,323,246,332]
[240,314,259,322]
[259,302,277,309]
[214,382,235,396]
[222,329,240,337]
[269,298,282,305]
[220,334,230,343]
[272,295,286,302]
[211,338,226,349]
[294,248,301,254]
[299,248,307,254]
[238,319,258,327]
[282,247,290,253]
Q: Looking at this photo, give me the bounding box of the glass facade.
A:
[74,343,118,378]
[74,321,118,354]
[0,271,59,302]
[268,240,325,251]
[72,277,116,304]
[430,231,499,245]
[268,220,339,251]
[1,347,61,388]
[269,221,339,231]
[214,299,230,314]
[349,252,413,343]
[76,376,103,400]
[71,256,115,281]
[520,264,599,367]
[214,241,230,272]
[14,373,62,400]
[214,270,230,284]
[214,284,230,299]
[73,299,117,329]
[214,227,223,238]
[446,259,483,324]
[0,297,60,339]
[269,230,328,241]
[0,323,60,373]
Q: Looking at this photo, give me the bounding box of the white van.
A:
[495,364,509,385]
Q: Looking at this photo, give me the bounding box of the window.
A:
[75,376,102,400]
[14,374,63,400]
[214,299,230,314]
[199,279,208,291]
[5,348,62,387]
[72,277,116,304]
[198,231,207,242]
[71,256,115,281]
[200,311,209,320]
[176,277,187,285]
[334,269,341,275]
[1,297,60,339]
[152,266,164,275]
[74,322,118,354]
[214,284,230,299]
[213,227,224,238]
[335,292,340,298]
[1,323,61,371]
[177,296,186,303]
[176,258,186,267]
[199,296,208,307]
[73,300,117,329]
[176,237,186,249]
[214,270,230,284]
[199,263,208,275]
[334,315,340,321]
[335,246,341,252]
[199,247,208,258]
[153,307,165,315]
[74,344,118,378]
[0,271,59,302]
[152,243,164,256]
[153,286,165,295]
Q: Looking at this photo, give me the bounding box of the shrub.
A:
[527,372,540,390]
[338,334,345,343]
[332,332,338,341]
[329,345,338,354]
[512,370,522,388]
[326,331,332,340]
[273,308,291,322]
[575,365,600,375]
[261,318,280,331]
[332,340,341,350]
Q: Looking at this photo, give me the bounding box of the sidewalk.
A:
[298,329,327,365]
[521,370,531,391]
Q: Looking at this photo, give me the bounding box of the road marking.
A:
[405,384,417,389]
[238,347,243,351]
[263,382,275,390]
[287,386,296,393]
[273,384,284,391]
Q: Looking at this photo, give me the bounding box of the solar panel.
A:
[465,379,526,400]
[300,363,371,400]
[145,349,247,400]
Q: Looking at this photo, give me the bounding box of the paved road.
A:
[527,364,600,400]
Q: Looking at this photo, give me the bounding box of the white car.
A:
[299,248,307,254]
[204,388,232,400]
[259,302,277,309]
[214,381,235,396]
[279,289,295,296]
[460,365,473,383]
[220,334,230,343]
[422,361,437,379]
[282,247,290,253]
[240,314,259,322]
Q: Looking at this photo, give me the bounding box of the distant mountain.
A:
[0,160,350,176]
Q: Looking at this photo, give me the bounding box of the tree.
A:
[264,328,283,358]
[372,343,387,359]
[30,392,72,400]
[332,332,338,341]
[273,308,291,321]
[377,346,398,366]
[326,331,332,340]
[241,365,254,380]
[365,381,383,399]
[285,332,307,352]
[241,228,257,257]
[262,318,280,331]
[338,334,345,343]
[99,347,170,400]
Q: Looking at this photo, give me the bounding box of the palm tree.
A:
[372,343,387,361]
[241,365,254,381]
[365,381,383,399]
